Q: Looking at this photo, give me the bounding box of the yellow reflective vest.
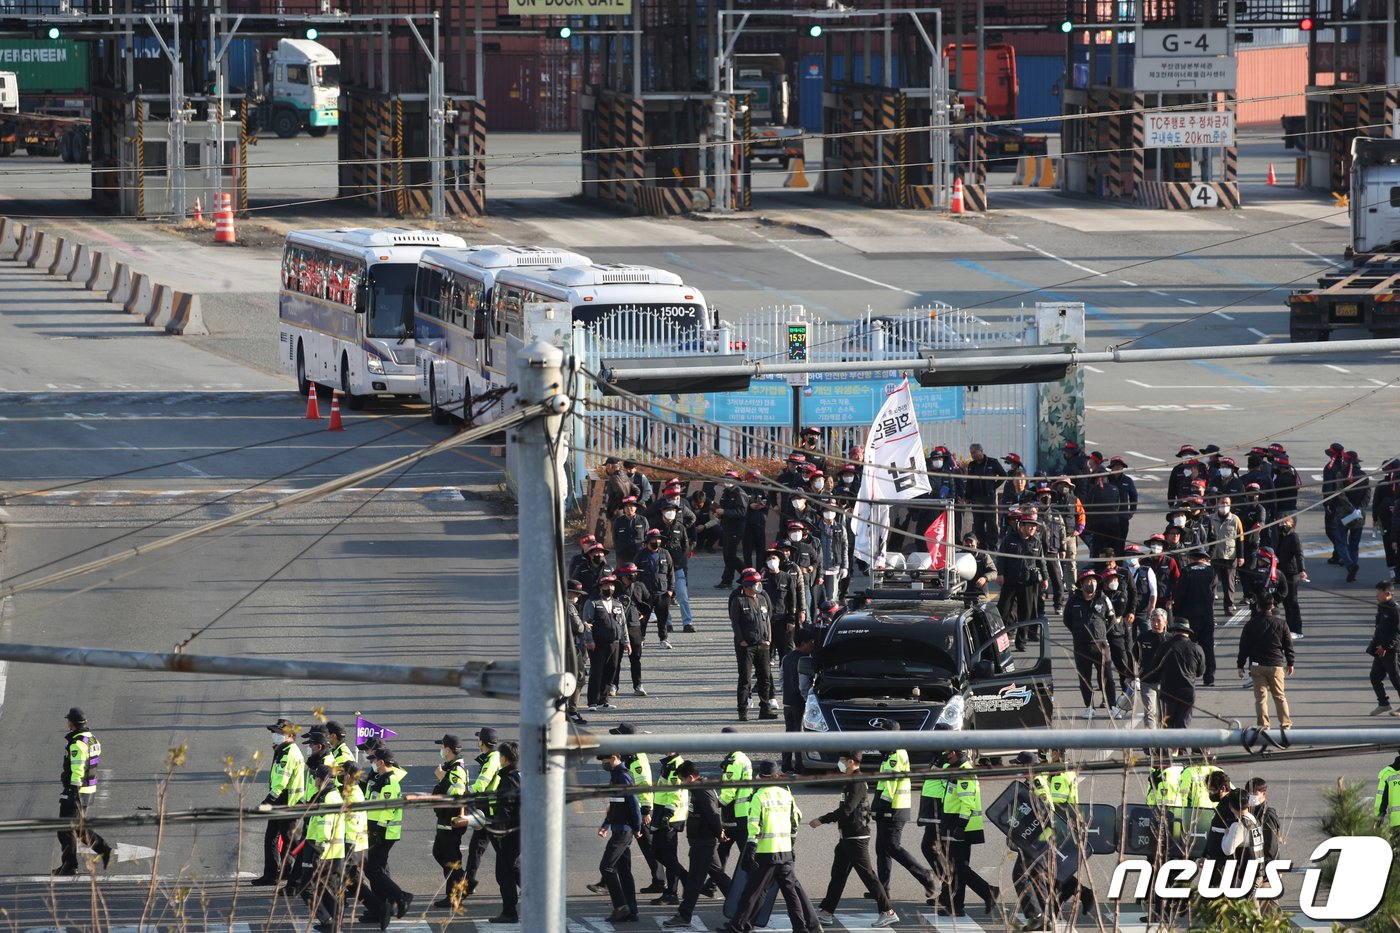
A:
[1147,765,1185,808]
[367,765,407,841]
[943,760,984,836]
[719,751,753,827]
[317,788,346,860]
[346,784,369,853]
[876,749,912,813]
[654,754,689,822]
[269,742,306,806]
[748,784,801,856]
[1178,764,1223,809]
[627,753,654,810]
[1375,765,1400,829]
[65,730,101,796]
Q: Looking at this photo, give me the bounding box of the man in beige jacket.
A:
[1209,497,1246,615]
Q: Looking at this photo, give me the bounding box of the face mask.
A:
[602,762,614,773]
[931,458,944,469]
[1172,516,1186,527]
[441,748,452,761]
[1082,584,1096,595]
[788,532,803,543]
[1218,506,1229,515]
[1106,580,1120,591]
[793,500,806,511]
[1125,557,1139,568]
[599,587,614,598]
[589,553,604,564]
[648,540,661,549]
[822,510,836,521]
[723,481,735,489]
[662,509,677,521]
[767,558,781,571]
[1149,543,1163,554]
[1248,793,1263,807]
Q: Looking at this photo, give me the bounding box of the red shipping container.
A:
[1235,44,1307,126]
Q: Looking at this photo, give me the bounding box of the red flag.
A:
[923,511,949,569]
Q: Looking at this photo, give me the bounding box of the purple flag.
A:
[355,716,397,744]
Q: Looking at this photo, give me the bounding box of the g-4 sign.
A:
[1140,28,1229,57]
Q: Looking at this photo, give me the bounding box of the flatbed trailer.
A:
[0,110,88,160]
[1287,253,1400,341]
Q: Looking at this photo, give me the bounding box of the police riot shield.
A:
[723,861,780,925]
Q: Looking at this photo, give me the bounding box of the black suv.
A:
[798,576,1054,770]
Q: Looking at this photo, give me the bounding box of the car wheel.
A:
[340,356,365,410]
[429,367,449,425]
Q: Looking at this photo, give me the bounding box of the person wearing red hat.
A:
[1332,452,1371,582]
[638,528,678,648]
[1063,570,1118,719]
[1240,450,1277,521]
[1168,447,1206,504]
[584,575,632,710]
[1272,454,1300,516]
[729,568,778,721]
[570,540,614,599]
[602,458,637,529]
[1210,457,1243,500]
[613,496,650,565]
[963,444,1007,555]
[1322,443,1347,563]
[614,564,653,697]
[716,471,751,589]
[797,426,828,475]
[998,516,1051,651]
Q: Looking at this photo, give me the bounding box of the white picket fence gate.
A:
[569,305,1039,495]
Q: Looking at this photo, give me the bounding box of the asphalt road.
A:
[1,134,1398,933]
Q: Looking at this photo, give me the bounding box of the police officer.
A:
[1034,749,1094,913]
[324,722,354,773]
[1006,752,1057,930]
[729,567,777,721]
[998,516,1050,651]
[871,721,938,900]
[429,734,469,908]
[1369,579,1400,716]
[286,729,331,895]
[357,747,411,928]
[340,763,370,916]
[583,575,630,710]
[649,750,690,905]
[663,760,730,929]
[595,751,642,923]
[941,748,998,915]
[717,727,753,874]
[917,742,953,904]
[1373,750,1400,837]
[462,727,502,900]
[55,707,113,875]
[611,723,665,896]
[722,761,820,933]
[810,751,897,927]
[253,718,306,885]
[488,741,522,924]
[306,765,347,933]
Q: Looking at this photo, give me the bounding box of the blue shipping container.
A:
[798,53,906,132]
[1016,54,1065,132]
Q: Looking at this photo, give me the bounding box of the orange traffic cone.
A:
[327,390,344,431]
[214,192,236,243]
[304,388,321,419]
[193,196,203,223]
[1267,162,1277,186]
[950,177,966,214]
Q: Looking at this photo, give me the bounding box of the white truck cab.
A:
[0,72,18,114]
[1350,138,1400,255]
[267,39,339,138]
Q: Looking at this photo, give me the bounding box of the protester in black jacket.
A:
[1135,609,1170,728]
[1235,595,1295,730]
[962,444,1006,550]
[1246,778,1283,861]
[489,742,523,924]
[1273,516,1307,636]
[730,570,777,721]
[664,761,730,929]
[1367,580,1400,715]
[1174,551,1218,685]
[1063,571,1118,717]
[810,752,895,922]
[997,517,1050,651]
[1141,618,1206,729]
[716,472,750,588]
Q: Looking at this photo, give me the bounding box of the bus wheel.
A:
[340,356,366,410]
[428,367,449,425]
[461,380,475,427]
[296,343,311,397]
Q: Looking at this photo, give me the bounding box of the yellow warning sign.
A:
[508,0,632,13]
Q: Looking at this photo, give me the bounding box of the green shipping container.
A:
[0,40,89,95]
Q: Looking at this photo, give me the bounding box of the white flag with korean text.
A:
[852,379,932,567]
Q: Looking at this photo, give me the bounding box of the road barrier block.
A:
[14,226,38,263]
[164,291,207,336]
[66,244,92,283]
[50,239,78,277]
[27,231,55,269]
[107,262,134,304]
[84,251,112,292]
[123,273,154,317]
[144,284,173,328]
[0,219,23,257]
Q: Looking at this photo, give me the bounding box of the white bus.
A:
[413,245,592,424]
[277,227,468,408]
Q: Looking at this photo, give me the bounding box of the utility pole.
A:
[510,340,571,933]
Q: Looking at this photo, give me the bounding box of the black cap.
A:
[609,722,637,735]
[302,730,328,745]
[324,720,345,737]
[310,764,332,782]
[266,718,295,734]
[434,733,461,749]
[757,760,781,777]
[370,747,397,764]
[476,727,499,745]
[66,707,86,724]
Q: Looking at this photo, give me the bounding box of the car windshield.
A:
[367,264,416,339]
[316,64,341,87]
[817,637,957,684]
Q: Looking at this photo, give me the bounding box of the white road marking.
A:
[177,462,214,478]
[1249,328,1271,339]
[1022,243,1106,276]
[1370,377,1391,386]
[1223,607,1251,628]
[1125,450,1165,462]
[1210,310,1233,320]
[1120,279,1139,286]
[750,231,918,296]
[1290,242,1344,266]
[922,912,990,932]
[117,440,138,449]
[1324,364,1351,373]
[112,841,158,863]
[1084,365,1104,373]
[1149,289,1170,297]
[1126,379,1153,388]
[1179,298,1199,306]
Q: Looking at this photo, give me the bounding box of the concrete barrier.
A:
[49,237,76,277]
[107,262,133,304]
[84,251,113,292]
[26,231,55,269]
[144,283,173,327]
[164,291,207,335]
[0,219,23,257]
[66,243,92,282]
[123,272,154,317]
[13,226,38,263]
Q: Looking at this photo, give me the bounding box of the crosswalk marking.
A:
[921,911,990,932]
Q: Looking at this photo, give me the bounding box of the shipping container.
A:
[484,54,538,131]
[798,54,907,131]
[1016,54,1065,131]
[1236,44,1307,126]
[0,39,90,94]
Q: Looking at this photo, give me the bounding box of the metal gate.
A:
[571,306,1037,495]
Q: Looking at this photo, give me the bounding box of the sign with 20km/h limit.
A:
[1145,112,1235,148]
[508,0,631,13]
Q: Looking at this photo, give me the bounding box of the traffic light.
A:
[45,25,60,39]
[554,25,573,38]
[807,24,823,38]
[1058,19,1073,33]
[1299,16,1314,31]
[304,26,319,40]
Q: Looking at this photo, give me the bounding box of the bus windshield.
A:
[367,264,416,339]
